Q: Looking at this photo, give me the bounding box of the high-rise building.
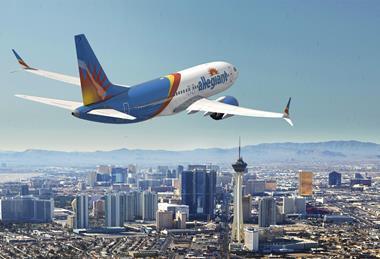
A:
[142,191,158,221]
[175,211,187,229]
[97,173,111,183]
[166,169,176,179]
[350,173,372,186]
[105,192,126,227]
[0,196,53,223]
[276,205,285,224]
[127,177,136,185]
[294,197,306,214]
[111,167,128,184]
[96,165,112,183]
[231,144,247,243]
[355,173,364,179]
[242,195,252,223]
[138,179,161,191]
[19,184,29,196]
[258,197,276,227]
[282,197,295,214]
[125,192,136,221]
[187,164,207,171]
[157,166,169,174]
[282,196,306,215]
[299,171,313,196]
[207,164,220,173]
[172,179,180,190]
[244,173,257,182]
[72,194,89,229]
[78,181,86,191]
[180,170,193,211]
[244,227,259,251]
[177,165,184,179]
[92,199,105,217]
[127,165,137,184]
[156,210,173,230]
[87,171,97,187]
[38,188,53,199]
[198,169,216,218]
[97,165,112,174]
[133,191,142,219]
[350,178,372,186]
[245,180,265,195]
[67,215,75,229]
[128,164,137,174]
[158,203,189,219]
[329,171,342,186]
[180,169,216,220]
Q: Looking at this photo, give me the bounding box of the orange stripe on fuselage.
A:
[152,73,181,116]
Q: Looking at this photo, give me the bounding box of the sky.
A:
[0,0,379,151]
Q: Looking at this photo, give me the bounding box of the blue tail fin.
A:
[75,34,125,105]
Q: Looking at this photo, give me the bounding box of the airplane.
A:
[12,34,293,126]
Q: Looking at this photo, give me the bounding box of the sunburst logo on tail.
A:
[78,61,113,105]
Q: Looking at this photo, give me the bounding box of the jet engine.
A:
[209,96,239,120]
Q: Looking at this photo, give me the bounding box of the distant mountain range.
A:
[0,140,379,167]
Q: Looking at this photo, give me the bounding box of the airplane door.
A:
[123,103,130,114]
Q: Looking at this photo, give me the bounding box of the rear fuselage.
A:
[75,61,238,123]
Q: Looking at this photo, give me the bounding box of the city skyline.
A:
[0,160,378,257]
[1,1,379,151]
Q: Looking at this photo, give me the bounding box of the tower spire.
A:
[232,137,248,243]
[238,136,241,159]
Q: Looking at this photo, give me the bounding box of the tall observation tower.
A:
[231,138,247,243]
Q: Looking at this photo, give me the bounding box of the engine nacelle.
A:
[209,96,239,120]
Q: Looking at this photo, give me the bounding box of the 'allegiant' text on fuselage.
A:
[198,71,229,91]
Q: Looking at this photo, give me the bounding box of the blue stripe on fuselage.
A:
[77,77,172,123]
[126,77,171,118]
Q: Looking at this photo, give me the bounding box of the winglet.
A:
[12,49,32,69]
[283,97,293,126]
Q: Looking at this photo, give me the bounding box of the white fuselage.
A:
[159,61,238,116]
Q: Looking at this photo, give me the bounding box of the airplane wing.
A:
[186,97,293,126]
[12,49,80,86]
[15,94,136,120]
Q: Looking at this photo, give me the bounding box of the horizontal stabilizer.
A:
[12,49,80,86]
[15,94,135,120]
[88,109,136,120]
[15,94,81,110]
[25,69,80,86]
